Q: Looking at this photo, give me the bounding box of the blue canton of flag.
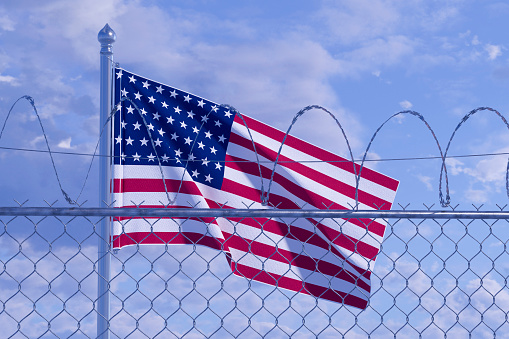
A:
[114,68,235,190]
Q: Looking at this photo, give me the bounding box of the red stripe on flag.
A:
[221,175,386,238]
[113,178,201,195]
[113,205,217,223]
[231,261,368,309]
[220,179,382,261]
[112,206,372,288]
[227,134,392,210]
[234,114,399,191]
[217,213,371,279]
[115,200,372,279]
[113,177,383,260]
[222,231,371,292]
[112,232,225,250]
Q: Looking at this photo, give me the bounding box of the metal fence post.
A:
[97,23,116,339]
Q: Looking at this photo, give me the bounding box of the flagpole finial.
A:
[98,24,116,53]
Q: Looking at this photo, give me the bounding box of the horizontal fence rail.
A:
[1,207,509,219]
[2,205,509,338]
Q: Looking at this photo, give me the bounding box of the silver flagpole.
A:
[97,23,116,339]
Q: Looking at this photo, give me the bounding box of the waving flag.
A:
[112,68,399,309]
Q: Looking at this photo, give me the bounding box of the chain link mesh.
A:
[1,205,508,338]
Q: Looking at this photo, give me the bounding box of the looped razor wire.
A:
[356,110,449,208]
[76,103,509,209]
[440,107,509,202]
[176,104,219,204]
[77,96,174,205]
[0,95,74,204]
[4,94,508,208]
[264,105,356,207]
[221,104,266,203]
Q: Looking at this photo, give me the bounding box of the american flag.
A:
[112,68,399,309]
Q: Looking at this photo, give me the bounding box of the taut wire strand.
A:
[3,144,509,163]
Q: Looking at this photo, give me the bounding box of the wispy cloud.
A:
[399,100,413,109]
[0,11,14,31]
[0,74,17,85]
[316,0,401,45]
[416,174,433,191]
[57,137,74,149]
[485,43,502,60]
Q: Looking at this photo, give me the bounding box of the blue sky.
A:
[1,0,509,207]
[1,1,509,337]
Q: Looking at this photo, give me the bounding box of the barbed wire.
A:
[439,106,509,206]
[0,96,74,204]
[357,109,449,208]
[265,105,356,207]
[2,95,509,208]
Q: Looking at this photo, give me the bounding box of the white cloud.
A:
[464,188,489,204]
[131,32,366,153]
[399,100,413,109]
[316,0,400,45]
[472,35,480,46]
[313,0,504,78]
[485,43,502,60]
[0,13,14,31]
[453,33,506,64]
[391,112,406,124]
[339,35,416,76]
[417,174,433,191]
[445,158,465,176]
[186,37,342,110]
[29,135,45,147]
[57,137,74,149]
[444,153,508,203]
[465,155,507,184]
[458,30,471,39]
[447,152,507,185]
[421,6,459,30]
[364,151,381,162]
[30,0,128,66]
[15,0,360,152]
[0,74,17,85]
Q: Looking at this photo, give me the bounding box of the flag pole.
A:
[97,23,116,339]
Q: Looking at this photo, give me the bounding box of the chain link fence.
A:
[1,204,509,338]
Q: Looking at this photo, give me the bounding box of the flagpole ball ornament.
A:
[98,23,116,52]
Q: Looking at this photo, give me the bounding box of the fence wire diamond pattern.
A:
[1,204,509,338]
